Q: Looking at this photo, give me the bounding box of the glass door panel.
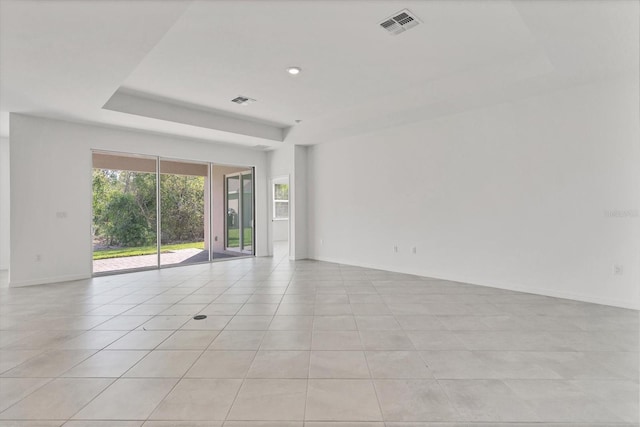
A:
[159,160,209,266]
[92,152,158,274]
[226,175,241,251]
[241,172,253,253]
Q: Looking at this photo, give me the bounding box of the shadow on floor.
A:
[177,250,248,264]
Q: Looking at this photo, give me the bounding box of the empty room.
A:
[0,0,638,426]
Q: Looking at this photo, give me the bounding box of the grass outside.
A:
[227,228,253,248]
[93,241,204,260]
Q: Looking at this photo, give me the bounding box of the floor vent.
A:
[379,9,421,35]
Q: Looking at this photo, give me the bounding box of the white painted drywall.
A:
[268,144,294,178]
[307,77,640,309]
[292,145,308,260]
[272,219,288,242]
[104,89,285,142]
[10,114,268,286]
[0,137,9,270]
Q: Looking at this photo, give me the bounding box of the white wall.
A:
[308,77,640,309]
[10,114,269,286]
[272,217,289,242]
[0,137,9,270]
[292,145,308,260]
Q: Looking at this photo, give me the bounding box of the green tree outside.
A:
[93,169,204,254]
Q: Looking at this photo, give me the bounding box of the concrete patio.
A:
[93,248,245,273]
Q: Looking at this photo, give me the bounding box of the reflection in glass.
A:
[226,175,240,251]
[241,172,253,252]
[273,182,289,220]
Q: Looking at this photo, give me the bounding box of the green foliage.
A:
[160,175,205,244]
[92,168,205,248]
[102,191,155,246]
[92,169,114,233]
[92,169,156,247]
[226,228,253,248]
[274,183,288,200]
[93,241,205,260]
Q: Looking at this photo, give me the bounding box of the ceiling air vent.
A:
[231,96,256,106]
[379,9,421,35]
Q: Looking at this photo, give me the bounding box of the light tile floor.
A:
[0,244,638,426]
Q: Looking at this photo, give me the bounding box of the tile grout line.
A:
[221,268,287,423]
[357,273,387,424]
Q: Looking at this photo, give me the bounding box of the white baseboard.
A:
[10,274,90,287]
[310,254,640,311]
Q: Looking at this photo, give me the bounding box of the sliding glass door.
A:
[225,174,240,252]
[92,152,255,275]
[160,159,209,267]
[92,153,158,274]
[241,171,253,254]
[225,170,254,254]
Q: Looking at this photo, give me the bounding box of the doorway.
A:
[271,176,289,260]
[225,170,254,254]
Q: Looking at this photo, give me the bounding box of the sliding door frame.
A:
[223,168,255,255]
[156,156,161,268]
[91,150,255,276]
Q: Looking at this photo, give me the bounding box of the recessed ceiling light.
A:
[287,67,301,75]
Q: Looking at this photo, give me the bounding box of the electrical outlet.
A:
[320,239,324,246]
[613,264,624,276]
[35,254,42,262]
[412,246,417,254]
[393,245,398,253]
[55,211,67,219]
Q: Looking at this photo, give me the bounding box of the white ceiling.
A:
[1,0,638,147]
